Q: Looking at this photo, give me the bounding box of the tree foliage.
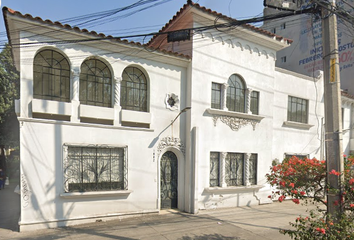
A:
[0,43,19,148]
[266,156,354,239]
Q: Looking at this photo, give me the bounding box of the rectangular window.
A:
[209,152,220,187]
[211,83,222,109]
[248,154,257,185]
[285,154,308,159]
[287,96,308,124]
[64,145,127,192]
[209,152,258,187]
[250,91,259,115]
[281,56,287,63]
[280,22,286,30]
[225,153,244,186]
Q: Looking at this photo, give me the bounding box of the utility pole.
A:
[319,0,344,220]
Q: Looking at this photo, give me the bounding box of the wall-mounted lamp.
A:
[170,106,191,126]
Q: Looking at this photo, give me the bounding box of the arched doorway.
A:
[160,151,178,209]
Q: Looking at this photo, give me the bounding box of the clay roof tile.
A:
[3,7,191,60]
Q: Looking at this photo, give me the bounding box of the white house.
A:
[4,1,324,231]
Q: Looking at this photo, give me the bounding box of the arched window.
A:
[79,59,112,107]
[33,49,70,102]
[121,66,148,112]
[226,74,246,113]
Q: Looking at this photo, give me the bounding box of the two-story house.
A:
[4,1,324,231]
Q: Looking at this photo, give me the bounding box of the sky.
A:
[0,0,265,46]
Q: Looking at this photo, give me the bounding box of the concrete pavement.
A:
[0,183,316,240]
[0,178,20,234]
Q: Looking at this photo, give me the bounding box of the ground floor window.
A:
[285,154,308,160]
[210,152,220,187]
[64,145,127,192]
[225,153,244,186]
[209,152,257,187]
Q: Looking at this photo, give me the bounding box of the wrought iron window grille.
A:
[79,59,112,108]
[63,144,127,193]
[33,49,70,102]
[121,67,148,112]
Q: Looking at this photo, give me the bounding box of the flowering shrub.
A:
[266,156,354,239]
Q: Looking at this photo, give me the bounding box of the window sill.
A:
[32,99,71,116]
[283,121,314,130]
[121,109,151,125]
[206,108,264,121]
[60,190,133,199]
[80,104,114,120]
[204,185,263,194]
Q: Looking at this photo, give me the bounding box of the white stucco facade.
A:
[4,2,325,231]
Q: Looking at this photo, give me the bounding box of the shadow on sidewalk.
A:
[0,179,20,232]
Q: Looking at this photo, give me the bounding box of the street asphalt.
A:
[0,180,317,240]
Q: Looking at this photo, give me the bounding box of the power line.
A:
[8,6,316,49]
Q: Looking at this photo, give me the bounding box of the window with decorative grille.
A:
[209,152,257,187]
[79,59,112,107]
[209,152,220,187]
[225,153,244,186]
[33,49,70,102]
[248,154,257,185]
[226,74,246,113]
[64,146,127,192]
[121,67,148,112]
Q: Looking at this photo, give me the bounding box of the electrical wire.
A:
[7,6,316,49]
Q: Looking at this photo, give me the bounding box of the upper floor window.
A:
[227,74,246,113]
[33,49,70,102]
[280,22,286,30]
[287,96,308,123]
[211,82,222,109]
[121,66,148,112]
[250,91,259,115]
[80,59,112,107]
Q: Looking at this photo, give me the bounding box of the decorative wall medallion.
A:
[213,115,258,131]
[157,136,185,157]
[165,93,179,111]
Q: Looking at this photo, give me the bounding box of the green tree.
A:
[0,43,19,149]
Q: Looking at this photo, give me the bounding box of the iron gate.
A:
[160,151,178,209]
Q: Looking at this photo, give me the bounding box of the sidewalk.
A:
[0,178,20,234]
[0,190,316,240]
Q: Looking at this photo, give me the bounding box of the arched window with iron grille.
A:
[33,49,70,102]
[226,74,246,113]
[79,58,112,107]
[120,66,148,112]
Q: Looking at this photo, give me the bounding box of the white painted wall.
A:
[17,30,189,230]
[189,29,324,210]
[10,7,326,231]
[273,68,324,161]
